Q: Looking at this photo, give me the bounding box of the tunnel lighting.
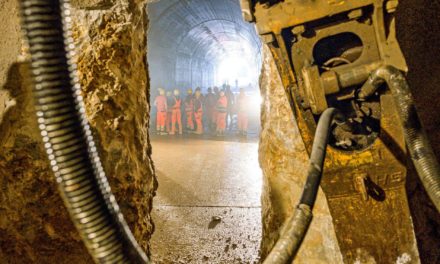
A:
[249,93,262,109]
[217,50,260,89]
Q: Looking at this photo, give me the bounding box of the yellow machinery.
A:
[241,0,426,263]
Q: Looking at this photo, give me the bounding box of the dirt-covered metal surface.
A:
[257,0,440,263]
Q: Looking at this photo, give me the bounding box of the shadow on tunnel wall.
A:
[396,1,440,262]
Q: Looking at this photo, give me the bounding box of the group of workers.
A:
[153,86,249,136]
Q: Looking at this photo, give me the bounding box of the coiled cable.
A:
[19,0,150,262]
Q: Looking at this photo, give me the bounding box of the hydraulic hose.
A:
[264,108,342,264]
[19,0,149,262]
[359,65,440,212]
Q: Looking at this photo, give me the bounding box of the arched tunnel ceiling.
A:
[148,0,261,61]
[147,0,262,90]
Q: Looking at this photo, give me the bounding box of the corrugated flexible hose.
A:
[359,65,440,212]
[19,0,150,262]
[263,108,342,264]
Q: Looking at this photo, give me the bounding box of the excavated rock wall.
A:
[0,0,156,262]
[259,1,440,263]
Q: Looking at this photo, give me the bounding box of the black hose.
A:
[359,65,440,212]
[299,108,342,208]
[19,0,149,262]
[264,108,342,264]
[263,205,312,264]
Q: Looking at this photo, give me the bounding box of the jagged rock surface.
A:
[0,0,156,262]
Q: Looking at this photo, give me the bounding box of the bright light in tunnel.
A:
[216,50,260,89]
[249,93,262,110]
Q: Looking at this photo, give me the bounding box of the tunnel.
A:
[147,0,262,92]
[1,0,440,263]
[146,0,263,262]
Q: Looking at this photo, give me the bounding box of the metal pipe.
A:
[264,108,342,264]
[19,0,150,262]
[359,65,440,212]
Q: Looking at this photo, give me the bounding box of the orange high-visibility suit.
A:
[237,94,249,132]
[194,96,204,134]
[171,96,182,135]
[184,95,194,130]
[216,95,228,132]
[154,95,167,131]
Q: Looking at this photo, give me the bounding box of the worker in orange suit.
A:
[184,88,194,132]
[236,88,249,136]
[170,89,183,135]
[154,88,167,135]
[166,90,173,133]
[216,90,228,136]
[193,87,204,135]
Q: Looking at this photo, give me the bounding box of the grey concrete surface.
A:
[151,137,262,263]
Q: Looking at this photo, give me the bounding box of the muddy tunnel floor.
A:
[150,135,262,263]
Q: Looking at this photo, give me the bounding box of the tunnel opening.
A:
[146,0,263,262]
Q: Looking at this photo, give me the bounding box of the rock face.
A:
[258,44,343,263]
[72,0,157,254]
[0,0,156,262]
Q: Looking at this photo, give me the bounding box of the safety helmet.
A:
[174,89,180,96]
[158,88,165,95]
[195,87,201,97]
[187,89,193,94]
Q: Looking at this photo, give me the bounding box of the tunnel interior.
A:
[2,0,440,263]
[146,0,264,262]
[147,0,262,93]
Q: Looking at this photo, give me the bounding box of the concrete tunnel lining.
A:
[147,0,262,91]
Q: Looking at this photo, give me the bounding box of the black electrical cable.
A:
[359,65,440,212]
[19,0,150,262]
[299,108,342,208]
[264,108,342,264]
